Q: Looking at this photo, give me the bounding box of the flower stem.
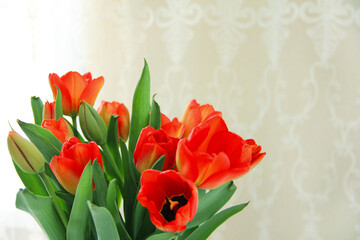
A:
[39,172,68,228]
[72,115,78,137]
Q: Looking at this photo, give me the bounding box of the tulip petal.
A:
[80,76,104,107]
[49,73,73,115]
[61,72,87,113]
[50,156,84,194]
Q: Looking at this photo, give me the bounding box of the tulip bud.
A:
[79,101,107,145]
[97,101,130,141]
[43,101,56,120]
[7,131,45,174]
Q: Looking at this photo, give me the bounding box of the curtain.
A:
[0,0,359,239]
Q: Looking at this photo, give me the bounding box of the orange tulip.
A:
[43,101,56,120]
[50,137,103,194]
[137,170,198,232]
[49,71,104,116]
[41,117,74,143]
[176,116,265,189]
[160,113,185,139]
[97,101,130,141]
[180,99,222,138]
[133,126,179,173]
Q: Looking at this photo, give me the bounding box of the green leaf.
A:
[13,161,48,196]
[185,202,249,240]
[107,115,123,180]
[129,60,150,153]
[106,179,131,240]
[149,94,161,130]
[88,202,120,240]
[54,86,63,120]
[16,189,66,240]
[17,120,62,164]
[119,138,139,234]
[151,155,166,171]
[146,232,177,240]
[134,208,156,240]
[31,96,43,125]
[187,181,237,229]
[67,163,93,240]
[55,191,74,214]
[93,160,107,207]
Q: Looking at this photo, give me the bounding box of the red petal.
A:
[80,76,104,106]
[49,156,84,194]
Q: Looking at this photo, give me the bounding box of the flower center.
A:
[160,195,188,222]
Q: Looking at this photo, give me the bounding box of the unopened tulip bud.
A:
[79,101,107,145]
[7,131,45,173]
[43,101,56,120]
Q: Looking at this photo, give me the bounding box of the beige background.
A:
[0,0,359,239]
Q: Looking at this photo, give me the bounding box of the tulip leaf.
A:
[185,202,249,240]
[54,86,63,120]
[146,232,177,240]
[55,191,74,214]
[67,163,93,240]
[187,181,237,229]
[129,60,150,153]
[151,154,166,171]
[16,189,66,240]
[31,96,43,125]
[17,120,62,164]
[107,115,123,180]
[149,94,161,130]
[13,161,48,196]
[119,138,139,234]
[88,202,120,240]
[93,160,107,208]
[133,202,155,240]
[106,179,131,240]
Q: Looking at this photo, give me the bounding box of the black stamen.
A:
[160,195,188,222]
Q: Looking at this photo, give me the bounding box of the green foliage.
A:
[31,96,43,125]
[16,189,66,240]
[129,60,151,153]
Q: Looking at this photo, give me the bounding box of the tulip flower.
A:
[43,101,56,120]
[176,116,266,189]
[49,71,104,116]
[7,131,45,174]
[41,117,74,143]
[160,113,185,139]
[137,169,198,232]
[97,101,130,141]
[180,99,222,138]
[79,101,107,145]
[49,137,103,194]
[133,126,179,173]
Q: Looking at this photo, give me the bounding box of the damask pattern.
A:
[0,0,359,239]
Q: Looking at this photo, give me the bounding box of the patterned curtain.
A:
[0,0,359,239]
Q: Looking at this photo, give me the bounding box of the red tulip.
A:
[137,169,198,232]
[43,101,56,120]
[180,99,222,138]
[133,126,179,173]
[41,117,74,143]
[49,137,103,194]
[161,113,185,139]
[176,116,265,189]
[97,101,130,141]
[49,71,104,116]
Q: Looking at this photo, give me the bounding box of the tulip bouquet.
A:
[7,61,265,240]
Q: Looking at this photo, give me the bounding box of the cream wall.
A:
[0,0,359,239]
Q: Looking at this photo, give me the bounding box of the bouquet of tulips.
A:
[7,61,265,240]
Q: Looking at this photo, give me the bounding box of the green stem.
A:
[39,172,68,228]
[72,115,78,137]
